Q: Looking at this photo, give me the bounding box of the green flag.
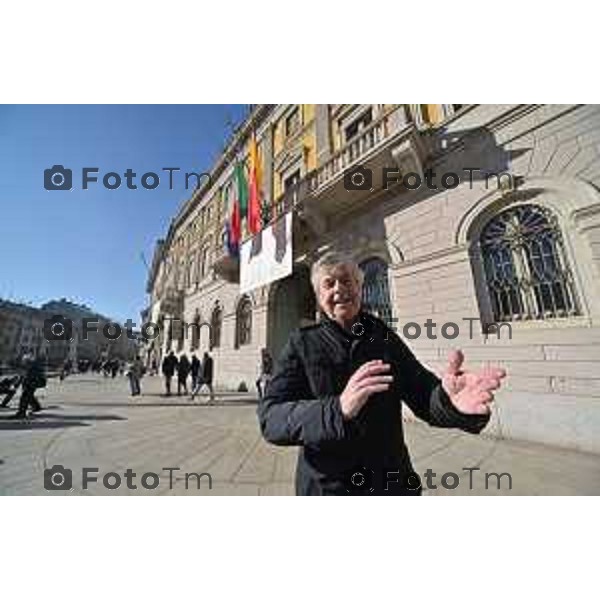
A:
[235,162,248,219]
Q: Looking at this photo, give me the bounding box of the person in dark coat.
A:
[256,348,274,400]
[12,355,46,419]
[161,351,178,396]
[190,353,201,389]
[257,253,507,496]
[177,353,191,395]
[0,375,22,408]
[191,351,214,403]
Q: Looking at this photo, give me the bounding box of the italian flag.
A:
[225,162,246,256]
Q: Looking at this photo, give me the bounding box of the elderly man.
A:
[258,252,506,495]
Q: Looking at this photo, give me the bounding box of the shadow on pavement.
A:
[0,412,126,430]
[60,400,258,408]
[0,420,92,430]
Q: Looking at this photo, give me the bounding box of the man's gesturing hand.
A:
[442,349,507,415]
[339,360,393,420]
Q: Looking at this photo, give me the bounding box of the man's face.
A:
[317,264,362,325]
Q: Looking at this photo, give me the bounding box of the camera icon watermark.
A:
[43,315,74,341]
[343,466,375,493]
[44,465,73,491]
[343,165,373,191]
[44,165,73,191]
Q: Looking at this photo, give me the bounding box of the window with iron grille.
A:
[235,296,252,348]
[359,257,393,328]
[480,204,579,322]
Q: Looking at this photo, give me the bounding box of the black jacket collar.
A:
[319,310,381,342]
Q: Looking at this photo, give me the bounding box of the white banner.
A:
[239,212,293,294]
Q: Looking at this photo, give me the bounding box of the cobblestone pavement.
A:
[1,374,599,495]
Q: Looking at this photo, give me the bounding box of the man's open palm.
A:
[441,350,507,415]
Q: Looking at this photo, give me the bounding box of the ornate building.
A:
[144,104,600,453]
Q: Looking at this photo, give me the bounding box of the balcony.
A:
[212,239,240,284]
[302,105,425,217]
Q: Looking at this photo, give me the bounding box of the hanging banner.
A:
[239,212,293,294]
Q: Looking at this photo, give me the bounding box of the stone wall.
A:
[327,104,600,453]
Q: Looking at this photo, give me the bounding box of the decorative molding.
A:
[390,244,469,278]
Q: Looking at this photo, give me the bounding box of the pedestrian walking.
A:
[12,355,46,419]
[126,356,144,397]
[161,351,178,396]
[191,351,215,403]
[190,353,201,389]
[177,353,191,395]
[59,358,72,381]
[0,375,22,408]
[256,348,274,400]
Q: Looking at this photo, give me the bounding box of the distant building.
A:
[0,300,45,366]
[0,298,138,369]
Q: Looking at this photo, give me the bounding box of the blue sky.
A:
[0,104,248,323]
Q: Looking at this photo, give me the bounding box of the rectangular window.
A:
[200,245,210,279]
[284,169,301,191]
[285,107,300,137]
[344,108,373,143]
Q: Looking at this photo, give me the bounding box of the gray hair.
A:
[310,251,364,293]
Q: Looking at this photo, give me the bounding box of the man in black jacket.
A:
[191,352,215,403]
[161,351,178,397]
[12,355,46,419]
[177,353,191,396]
[257,253,506,495]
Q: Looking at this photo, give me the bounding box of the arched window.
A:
[210,303,222,350]
[235,295,252,348]
[360,257,393,327]
[480,204,579,322]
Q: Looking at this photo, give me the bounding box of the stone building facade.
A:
[0,298,139,369]
[144,104,600,453]
[0,300,45,368]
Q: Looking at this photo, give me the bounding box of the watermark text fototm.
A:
[344,466,513,493]
[351,317,513,341]
[42,315,213,343]
[42,315,512,344]
[44,465,212,492]
[44,165,211,192]
[343,165,516,193]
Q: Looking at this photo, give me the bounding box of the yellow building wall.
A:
[273,168,282,200]
[303,127,317,172]
[422,104,445,125]
[302,104,315,125]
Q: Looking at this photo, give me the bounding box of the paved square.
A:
[1,375,599,495]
